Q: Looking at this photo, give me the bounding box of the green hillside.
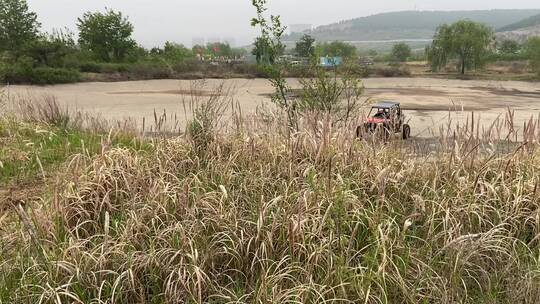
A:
[498,13,540,32]
[285,9,540,42]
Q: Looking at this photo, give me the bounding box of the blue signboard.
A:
[320,56,343,67]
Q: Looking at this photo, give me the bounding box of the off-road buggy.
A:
[356,101,411,140]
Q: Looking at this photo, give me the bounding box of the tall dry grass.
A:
[2,87,540,303]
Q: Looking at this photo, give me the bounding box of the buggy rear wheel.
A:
[402,124,411,139]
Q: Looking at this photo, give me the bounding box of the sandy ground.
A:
[4,77,540,137]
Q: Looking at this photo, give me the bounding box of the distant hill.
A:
[285,9,540,43]
[495,13,540,43]
[496,25,540,43]
[498,13,540,32]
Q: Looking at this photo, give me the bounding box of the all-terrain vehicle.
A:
[356,101,411,140]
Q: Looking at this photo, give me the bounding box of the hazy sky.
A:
[27,0,540,47]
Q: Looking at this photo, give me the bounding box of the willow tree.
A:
[427,20,493,74]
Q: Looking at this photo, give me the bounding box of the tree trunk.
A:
[461,57,466,75]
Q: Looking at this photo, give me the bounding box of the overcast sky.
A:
[27,0,540,47]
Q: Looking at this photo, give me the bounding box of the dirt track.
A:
[5,77,540,137]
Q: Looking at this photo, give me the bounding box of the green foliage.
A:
[498,40,521,55]
[27,67,80,84]
[391,42,412,62]
[526,37,540,76]
[206,42,232,57]
[299,64,364,122]
[4,65,80,84]
[0,124,97,182]
[77,8,137,62]
[250,0,286,66]
[0,0,40,54]
[252,36,283,64]
[251,0,296,130]
[23,30,78,68]
[295,34,316,58]
[317,41,357,59]
[162,42,193,61]
[3,54,33,81]
[190,42,245,59]
[0,28,82,84]
[0,120,148,183]
[484,51,528,62]
[374,65,412,77]
[427,20,494,74]
[125,61,173,79]
[78,61,128,73]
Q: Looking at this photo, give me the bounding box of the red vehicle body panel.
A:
[365,117,387,124]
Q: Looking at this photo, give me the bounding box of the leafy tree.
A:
[163,42,193,61]
[391,42,411,62]
[252,36,283,64]
[526,37,540,76]
[498,39,521,55]
[427,20,493,74]
[295,34,315,58]
[317,41,357,59]
[24,30,77,67]
[251,0,365,133]
[77,8,136,62]
[251,0,296,130]
[149,47,163,56]
[0,0,40,54]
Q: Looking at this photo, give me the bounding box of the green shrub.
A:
[79,61,102,73]
[126,62,173,79]
[29,67,80,84]
[374,66,411,77]
[171,59,200,74]
[3,56,33,83]
[5,66,80,84]
[485,52,528,62]
[99,62,129,73]
[79,61,129,73]
[526,37,540,77]
[339,64,371,77]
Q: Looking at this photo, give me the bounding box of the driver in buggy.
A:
[373,108,389,118]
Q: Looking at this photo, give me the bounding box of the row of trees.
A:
[152,42,246,61]
[295,35,412,62]
[251,34,360,64]
[0,0,136,62]
[267,20,539,76]
[1,0,247,63]
[1,0,249,84]
[427,20,540,75]
[269,34,411,63]
[2,0,539,82]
